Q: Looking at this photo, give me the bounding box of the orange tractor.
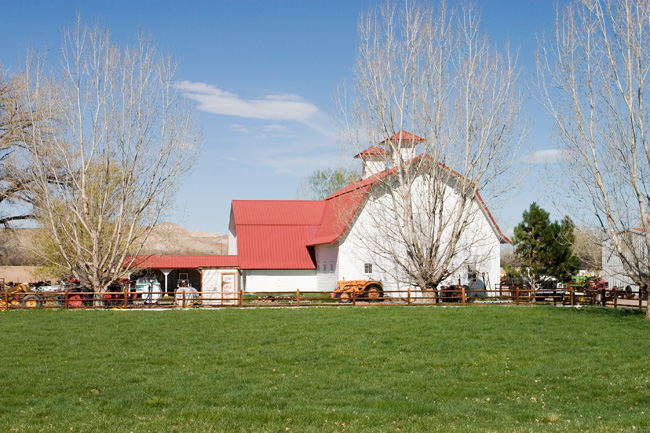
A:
[333,280,384,303]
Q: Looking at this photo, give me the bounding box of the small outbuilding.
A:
[129,255,239,304]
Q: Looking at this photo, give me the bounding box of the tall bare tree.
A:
[0,66,40,226]
[23,20,202,295]
[536,0,650,317]
[572,226,602,271]
[336,2,524,291]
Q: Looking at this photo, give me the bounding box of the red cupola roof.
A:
[380,130,424,145]
[354,146,388,159]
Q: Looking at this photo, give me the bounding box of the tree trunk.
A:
[93,290,105,308]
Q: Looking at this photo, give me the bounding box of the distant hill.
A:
[0,223,229,266]
[139,222,228,255]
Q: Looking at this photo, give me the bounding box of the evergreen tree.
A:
[512,203,579,289]
[547,216,581,283]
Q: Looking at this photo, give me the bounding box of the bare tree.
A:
[336,2,524,292]
[536,0,650,317]
[22,20,202,296]
[572,226,602,272]
[0,66,40,226]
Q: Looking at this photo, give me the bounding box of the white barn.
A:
[228,132,510,295]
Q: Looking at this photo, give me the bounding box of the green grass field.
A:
[1,305,648,432]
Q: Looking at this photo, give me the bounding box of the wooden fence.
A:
[2,285,648,311]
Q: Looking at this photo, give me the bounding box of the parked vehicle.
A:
[534,280,566,302]
[135,277,162,304]
[333,280,384,302]
[175,279,199,306]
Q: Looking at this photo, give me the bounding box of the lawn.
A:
[1,305,648,432]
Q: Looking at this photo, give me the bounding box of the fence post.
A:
[239,289,243,307]
[462,287,466,305]
[4,290,7,310]
[182,290,186,308]
[352,290,356,306]
[408,287,411,306]
[570,287,575,306]
[640,291,643,309]
[613,287,618,309]
[515,286,520,305]
[296,289,300,307]
[65,290,69,309]
[601,288,606,306]
[124,289,128,308]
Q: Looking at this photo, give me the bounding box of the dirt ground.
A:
[0,266,53,284]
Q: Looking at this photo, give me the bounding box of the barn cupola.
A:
[381,131,424,168]
[354,146,388,179]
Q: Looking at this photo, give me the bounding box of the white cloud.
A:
[175,81,320,122]
[229,124,250,134]
[261,152,343,176]
[229,123,293,139]
[522,149,568,163]
[262,124,289,133]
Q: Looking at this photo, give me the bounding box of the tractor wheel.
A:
[365,285,384,302]
[68,294,84,308]
[336,291,352,303]
[22,295,43,308]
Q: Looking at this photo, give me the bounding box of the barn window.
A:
[330,263,334,272]
[364,263,373,274]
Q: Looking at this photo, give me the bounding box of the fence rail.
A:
[2,284,648,311]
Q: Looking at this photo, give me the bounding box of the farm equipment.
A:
[533,279,566,302]
[439,285,469,303]
[0,282,68,308]
[135,277,162,304]
[565,276,611,303]
[174,279,199,306]
[102,279,134,306]
[1,283,38,308]
[333,280,384,302]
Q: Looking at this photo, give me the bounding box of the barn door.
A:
[202,270,238,306]
[221,273,237,305]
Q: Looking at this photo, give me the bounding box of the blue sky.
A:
[0,0,566,235]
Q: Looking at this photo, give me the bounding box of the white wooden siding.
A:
[315,243,339,292]
[242,269,317,292]
[338,176,501,296]
[228,211,237,255]
[202,268,240,305]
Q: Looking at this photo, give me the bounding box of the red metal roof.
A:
[231,200,325,225]
[380,130,425,145]
[127,255,239,269]
[354,146,388,159]
[236,225,317,269]
[231,200,326,270]
[307,180,374,246]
